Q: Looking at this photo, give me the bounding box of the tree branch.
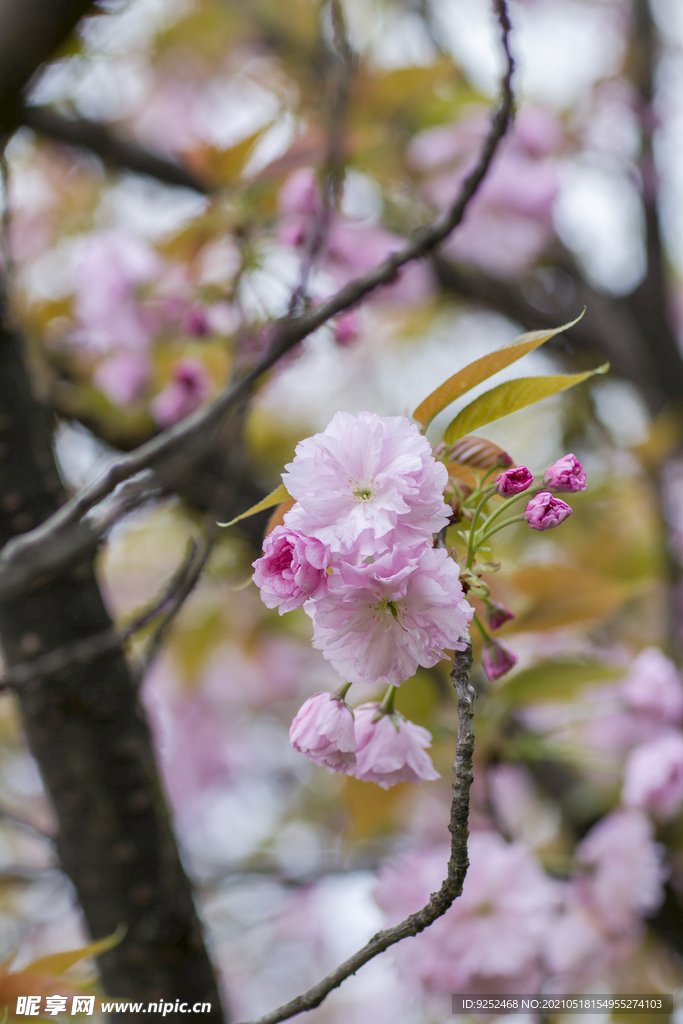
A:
[0,533,208,690]
[20,104,210,195]
[0,0,515,602]
[238,642,475,1024]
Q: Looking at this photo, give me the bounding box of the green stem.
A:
[472,611,491,644]
[335,681,353,700]
[466,485,497,569]
[379,684,398,715]
[478,513,526,546]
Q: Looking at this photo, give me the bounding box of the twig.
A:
[0,0,514,602]
[288,0,354,316]
[0,536,202,691]
[238,641,475,1024]
[20,104,210,195]
[135,525,217,682]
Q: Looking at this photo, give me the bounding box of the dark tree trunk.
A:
[0,308,227,1023]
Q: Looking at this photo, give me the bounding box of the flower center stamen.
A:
[351,478,374,502]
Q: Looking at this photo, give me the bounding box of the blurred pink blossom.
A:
[374,831,558,996]
[93,352,151,406]
[524,491,572,530]
[289,692,356,774]
[543,454,587,493]
[575,809,666,934]
[620,647,683,724]
[75,231,162,354]
[283,411,450,557]
[352,705,440,788]
[151,358,212,427]
[252,527,330,614]
[485,600,515,630]
[408,106,562,278]
[311,545,472,686]
[622,731,683,819]
[332,310,360,347]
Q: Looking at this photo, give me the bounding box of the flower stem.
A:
[477,513,526,546]
[466,485,497,568]
[379,684,398,715]
[335,681,353,700]
[472,610,491,644]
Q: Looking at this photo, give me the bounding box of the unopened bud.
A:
[524,491,572,530]
[495,465,534,496]
[483,639,518,681]
[485,600,515,630]
[543,454,586,493]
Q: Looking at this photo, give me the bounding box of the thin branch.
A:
[238,641,475,1024]
[20,104,210,195]
[135,524,217,682]
[288,0,354,316]
[0,535,203,690]
[0,0,514,602]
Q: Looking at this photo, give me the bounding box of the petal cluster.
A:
[282,411,450,557]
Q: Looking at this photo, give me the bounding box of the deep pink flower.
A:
[289,692,356,774]
[621,647,683,724]
[524,491,572,530]
[576,809,666,933]
[543,453,587,493]
[482,639,517,681]
[332,311,359,347]
[310,545,472,686]
[484,601,515,630]
[374,831,557,996]
[253,527,330,614]
[283,411,450,557]
[622,731,683,819]
[495,465,533,496]
[151,358,212,426]
[182,305,211,337]
[352,704,440,788]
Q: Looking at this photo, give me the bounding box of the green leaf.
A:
[217,483,290,528]
[24,925,126,976]
[412,313,584,429]
[496,660,622,707]
[444,363,609,444]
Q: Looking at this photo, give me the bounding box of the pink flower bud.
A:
[252,526,330,614]
[543,453,586,493]
[289,692,356,774]
[495,465,533,496]
[482,639,518,681]
[352,704,440,789]
[524,491,572,530]
[485,600,515,630]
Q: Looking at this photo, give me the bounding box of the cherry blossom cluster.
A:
[252,410,473,786]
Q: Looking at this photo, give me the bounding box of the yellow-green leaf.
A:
[444,364,609,444]
[412,314,584,429]
[496,660,622,707]
[24,925,126,977]
[217,483,290,528]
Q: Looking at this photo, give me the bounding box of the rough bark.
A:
[0,307,226,1022]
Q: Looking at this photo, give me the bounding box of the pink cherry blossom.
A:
[374,831,558,996]
[575,809,666,934]
[524,491,572,530]
[622,731,683,819]
[543,454,587,493]
[482,638,518,680]
[310,545,472,686]
[283,411,450,557]
[252,527,331,614]
[151,358,212,427]
[495,465,534,496]
[352,705,440,789]
[620,647,683,724]
[289,692,356,774]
